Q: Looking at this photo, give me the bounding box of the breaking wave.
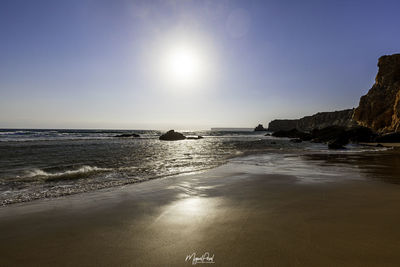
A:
[26,166,112,181]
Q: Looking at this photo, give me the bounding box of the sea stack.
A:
[254,124,267,131]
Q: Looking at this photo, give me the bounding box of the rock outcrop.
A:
[273,126,376,147]
[353,54,400,133]
[272,129,312,141]
[375,132,400,143]
[328,140,346,150]
[159,130,186,141]
[297,109,357,132]
[254,124,267,131]
[186,136,204,140]
[268,109,357,132]
[268,120,298,132]
[115,133,140,138]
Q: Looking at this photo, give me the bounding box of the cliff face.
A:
[297,109,357,132]
[268,109,356,133]
[268,119,298,132]
[353,54,400,133]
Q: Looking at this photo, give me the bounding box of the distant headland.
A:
[211,128,253,132]
[265,53,400,147]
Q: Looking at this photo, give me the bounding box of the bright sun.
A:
[168,46,200,83]
[161,42,205,87]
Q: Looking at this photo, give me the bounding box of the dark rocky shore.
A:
[267,53,400,148]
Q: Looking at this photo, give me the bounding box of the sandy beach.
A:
[1,154,400,267]
[2,0,400,266]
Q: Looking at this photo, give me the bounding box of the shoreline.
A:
[360,142,400,147]
[0,164,224,207]
[1,154,400,266]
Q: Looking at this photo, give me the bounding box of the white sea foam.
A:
[26,166,111,178]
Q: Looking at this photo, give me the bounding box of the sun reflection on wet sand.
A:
[152,195,222,227]
[175,197,208,215]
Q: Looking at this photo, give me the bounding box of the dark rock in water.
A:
[270,141,277,144]
[115,133,140,138]
[375,132,400,143]
[345,127,377,143]
[376,143,384,147]
[254,124,267,131]
[290,138,302,143]
[353,54,400,134]
[272,129,312,141]
[328,139,347,149]
[311,126,375,143]
[311,126,347,143]
[265,133,271,136]
[159,130,186,141]
[273,125,376,145]
[186,136,204,140]
[311,126,376,144]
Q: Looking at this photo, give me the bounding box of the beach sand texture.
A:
[1,157,400,267]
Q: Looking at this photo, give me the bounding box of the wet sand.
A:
[1,161,400,266]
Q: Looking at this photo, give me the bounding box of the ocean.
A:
[0,128,396,205]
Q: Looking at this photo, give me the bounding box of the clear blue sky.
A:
[1,0,399,130]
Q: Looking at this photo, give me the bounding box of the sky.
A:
[1,0,400,130]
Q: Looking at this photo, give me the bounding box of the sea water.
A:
[0,129,395,205]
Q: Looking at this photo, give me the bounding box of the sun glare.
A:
[160,42,206,88]
[167,46,201,83]
[151,32,216,91]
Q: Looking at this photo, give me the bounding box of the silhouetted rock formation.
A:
[312,126,375,144]
[375,132,400,143]
[115,133,140,138]
[186,136,204,140]
[268,120,298,132]
[353,54,400,133]
[310,126,347,143]
[272,129,312,141]
[345,127,377,143]
[268,109,357,132]
[328,140,346,149]
[159,130,186,141]
[254,124,267,131]
[272,126,376,148]
[267,54,400,143]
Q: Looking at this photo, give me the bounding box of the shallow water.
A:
[229,148,400,184]
[0,129,395,205]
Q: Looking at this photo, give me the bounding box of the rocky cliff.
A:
[268,109,357,132]
[297,109,357,132]
[353,54,400,133]
[268,119,298,132]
